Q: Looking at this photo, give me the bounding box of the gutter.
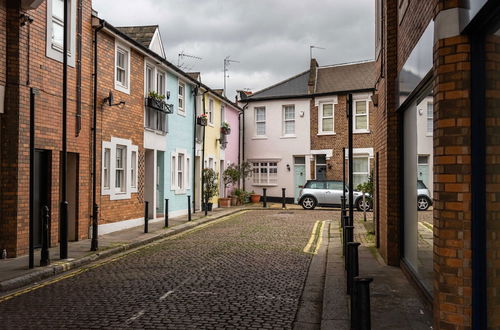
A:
[244,88,375,103]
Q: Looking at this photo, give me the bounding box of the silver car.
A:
[417,180,432,211]
[298,180,371,211]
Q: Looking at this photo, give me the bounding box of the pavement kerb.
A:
[0,208,248,293]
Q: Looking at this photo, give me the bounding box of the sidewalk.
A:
[322,215,433,329]
[0,205,255,293]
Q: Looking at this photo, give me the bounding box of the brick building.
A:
[240,59,375,205]
[374,0,500,327]
[0,0,94,257]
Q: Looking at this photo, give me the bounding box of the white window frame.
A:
[282,105,296,137]
[254,107,266,137]
[103,148,111,189]
[178,81,185,115]
[318,102,335,135]
[46,0,77,67]
[101,138,138,200]
[171,149,190,194]
[115,42,131,94]
[144,61,168,133]
[427,101,433,136]
[115,145,127,193]
[251,161,278,186]
[353,99,370,133]
[208,98,214,125]
[353,156,370,188]
[131,151,137,189]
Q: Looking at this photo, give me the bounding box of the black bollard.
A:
[347,242,361,295]
[204,196,208,216]
[40,205,50,266]
[352,277,374,330]
[282,188,286,209]
[342,216,350,256]
[340,195,346,219]
[188,196,192,221]
[165,199,169,227]
[344,225,354,270]
[263,188,267,208]
[144,201,149,233]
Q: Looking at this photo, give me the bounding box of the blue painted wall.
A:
[163,73,195,214]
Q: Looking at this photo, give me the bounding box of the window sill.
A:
[114,82,130,95]
[252,183,278,187]
[178,110,186,117]
[280,135,296,139]
[353,130,371,134]
[208,123,215,127]
[252,136,268,140]
[144,127,167,135]
[175,190,187,195]
[426,133,433,137]
[317,132,336,136]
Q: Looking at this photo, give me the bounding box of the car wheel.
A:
[301,196,317,210]
[417,196,431,211]
[356,198,372,212]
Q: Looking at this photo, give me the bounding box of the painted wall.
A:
[243,98,311,200]
[222,104,240,195]
[163,73,195,217]
[203,94,223,205]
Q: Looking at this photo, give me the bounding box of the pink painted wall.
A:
[224,104,240,193]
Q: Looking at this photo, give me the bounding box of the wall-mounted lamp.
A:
[166,90,171,100]
[286,164,291,171]
[328,164,332,170]
[103,91,125,107]
[299,111,305,117]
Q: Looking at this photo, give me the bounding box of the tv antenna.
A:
[224,56,240,97]
[310,45,326,60]
[177,51,202,71]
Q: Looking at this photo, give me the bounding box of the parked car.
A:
[298,180,371,211]
[417,180,433,211]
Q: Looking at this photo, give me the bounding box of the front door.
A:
[294,157,306,202]
[417,155,429,187]
[34,150,50,248]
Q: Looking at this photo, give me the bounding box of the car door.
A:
[308,181,327,204]
[326,181,344,205]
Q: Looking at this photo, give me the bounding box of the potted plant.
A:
[221,121,231,135]
[234,189,250,205]
[197,113,208,126]
[250,190,261,203]
[221,164,241,207]
[202,168,218,211]
[146,91,168,112]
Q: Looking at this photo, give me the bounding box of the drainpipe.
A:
[91,19,104,251]
[201,91,208,209]
[241,103,248,190]
[75,0,82,136]
[192,85,199,212]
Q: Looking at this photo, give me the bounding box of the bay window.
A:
[252,162,278,185]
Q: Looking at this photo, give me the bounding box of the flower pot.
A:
[219,197,231,208]
[221,127,231,135]
[202,202,213,211]
[250,194,261,203]
[230,196,238,206]
[197,117,208,126]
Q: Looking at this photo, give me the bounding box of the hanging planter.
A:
[221,121,231,135]
[197,114,208,126]
[146,91,172,113]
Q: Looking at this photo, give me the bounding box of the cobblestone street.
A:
[0,210,336,329]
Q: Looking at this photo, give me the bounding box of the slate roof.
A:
[315,61,376,94]
[246,71,310,100]
[116,25,158,48]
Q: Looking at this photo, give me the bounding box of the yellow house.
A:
[202,92,224,207]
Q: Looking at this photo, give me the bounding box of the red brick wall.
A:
[96,31,145,225]
[310,94,374,181]
[0,0,94,256]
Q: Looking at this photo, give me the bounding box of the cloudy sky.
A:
[93,0,375,100]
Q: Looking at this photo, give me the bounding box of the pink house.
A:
[223,103,241,193]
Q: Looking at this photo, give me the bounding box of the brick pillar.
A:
[433,34,473,328]
[0,0,21,257]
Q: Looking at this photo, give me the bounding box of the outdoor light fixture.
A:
[328,164,332,170]
[286,164,291,171]
[102,91,125,107]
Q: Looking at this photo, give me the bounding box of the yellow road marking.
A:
[0,210,247,304]
[303,221,325,254]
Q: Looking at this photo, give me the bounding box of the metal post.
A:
[40,206,51,266]
[344,225,354,270]
[282,188,286,209]
[340,195,346,220]
[348,94,354,225]
[60,0,69,260]
[29,88,37,269]
[188,196,192,221]
[347,242,360,295]
[164,199,169,227]
[342,146,346,204]
[342,215,349,256]
[204,195,208,216]
[352,277,373,330]
[144,201,149,233]
[262,188,267,208]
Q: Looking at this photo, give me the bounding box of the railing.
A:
[144,97,173,134]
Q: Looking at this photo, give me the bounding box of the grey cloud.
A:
[93,0,374,99]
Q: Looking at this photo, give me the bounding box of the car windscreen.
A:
[305,181,326,189]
